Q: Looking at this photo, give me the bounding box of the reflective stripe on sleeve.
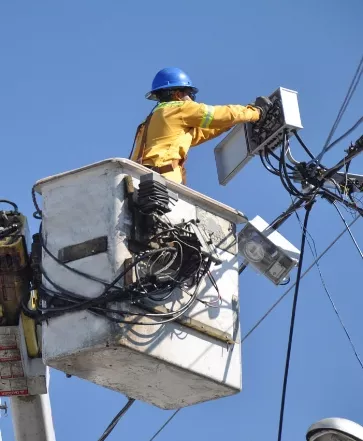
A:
[155,101,185,110]
[200,105,215,128]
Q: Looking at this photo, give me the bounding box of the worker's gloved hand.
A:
[251,96,273,121]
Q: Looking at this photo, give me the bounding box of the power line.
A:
[322,117,363,156]
[277,203,313,441]
[146,214,361,441]
[316,54,363,164]
[294,203,363,372]
[332,201,363,259]
[148,409,181,441]
[97,398,135,441]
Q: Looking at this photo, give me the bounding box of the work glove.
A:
[250,96,273,121]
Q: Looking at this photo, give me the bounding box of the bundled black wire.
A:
[0,201,23,242]
[25,208,216,325]
[260,128,363,217]
[277,202,313,441]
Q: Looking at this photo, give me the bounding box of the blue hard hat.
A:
[146,67,199,100]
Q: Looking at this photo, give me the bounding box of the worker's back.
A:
[132,102,194,168]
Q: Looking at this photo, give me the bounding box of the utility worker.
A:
[130,67,272,185]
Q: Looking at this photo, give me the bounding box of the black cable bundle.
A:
[0,200,22,240]
[26,180,221,325]
[24,213,218,326]
[137,175,170,214]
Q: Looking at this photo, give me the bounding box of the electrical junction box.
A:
[34,158,247,410]
[0,321,47,397]
[238,216,300,285]
[214,87,303,186]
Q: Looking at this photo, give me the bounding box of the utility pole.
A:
[0,398,4,441]
[10,393,56,441]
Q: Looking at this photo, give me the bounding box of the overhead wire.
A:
[97,398,135,441]
[277,202,313,441]
[148,409,181,441]
[257,123,363,440]
[321,117,363,157]
[293,202,363,373]
[315,54,363,164]
[331,201,363,259]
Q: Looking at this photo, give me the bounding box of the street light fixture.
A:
[307,418,363,441]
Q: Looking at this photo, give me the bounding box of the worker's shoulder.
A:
[154,100,205,112]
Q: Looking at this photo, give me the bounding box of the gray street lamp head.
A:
[307,418,363,441]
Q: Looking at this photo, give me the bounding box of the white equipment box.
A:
[214,87,303,186]
[238,216,300,285]
[35,158,246,409]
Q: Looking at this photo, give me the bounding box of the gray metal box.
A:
[214,87,303,186]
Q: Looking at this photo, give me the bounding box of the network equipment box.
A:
[35,158,246,409]
[214,87,303,185]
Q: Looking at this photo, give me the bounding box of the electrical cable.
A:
[315,54,363,164]
[259,151,280,176]
[321,117,363,157]
[277,202,313,441]
[38,247,177,316]
[331,201,363,259]
[322,136,363,182]
[146,213,363,441]
[293,202,363,373]
[0,200,19,213]
[97,398,135,441]
[31,186,42,219]
[28,204,214,325]
[293,131,316,160]
[148,409,181,441]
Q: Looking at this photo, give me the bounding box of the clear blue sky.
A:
[1,1,362,440]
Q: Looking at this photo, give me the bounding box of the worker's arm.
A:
[181,101,261,130]
[191,126,232,146]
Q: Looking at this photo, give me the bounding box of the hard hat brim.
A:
[145,85,199,101]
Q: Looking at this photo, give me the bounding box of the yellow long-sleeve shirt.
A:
[131,100,260,184]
